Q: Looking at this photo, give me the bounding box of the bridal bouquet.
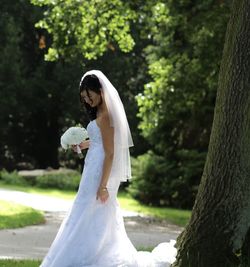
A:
[60,126,88,159]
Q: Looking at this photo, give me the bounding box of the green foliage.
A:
[1,0,233,210]
[129,149,206,209]
[170,149,207,208]
[36,172,81,190]
[0,170,28,185]
[134,1,231,208]
[30,0,136,60]
[0,170,81,191]
[0,12,25,169]
[58,147,87,170]
[0,0,86,170]
[0,0,150,170]
[129,151,173,206]
[138,1,231,151]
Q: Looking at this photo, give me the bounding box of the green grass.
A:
[118,191,190,227]
[0,247,152,266]
[0,247,153,266]
[0,181,76,199]
[0,200,45,229]
[0,259,41,267]
[0,182,191,227]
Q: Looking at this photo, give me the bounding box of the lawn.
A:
[0,247,153,267]
[0,259,41,267]
[0,182,191,227]
[0,200,45,229]
[0,182,76,200]
[0,185,185,267]
[118,191,190,227]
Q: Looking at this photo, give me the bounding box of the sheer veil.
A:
[80,70,134,186]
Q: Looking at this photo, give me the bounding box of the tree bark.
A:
[172,1,250,266]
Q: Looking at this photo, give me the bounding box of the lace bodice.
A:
[84,120,104,166]
[86,119,103,146]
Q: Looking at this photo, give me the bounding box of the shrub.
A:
[129,149,206,209]
[0,169,81,191]
[58,147,87,170]
[0,169,28,185]
[129,150,174,206]
[36,172,81,191]
[171,149,206,208]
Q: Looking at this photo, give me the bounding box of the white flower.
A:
[60,127,88,150]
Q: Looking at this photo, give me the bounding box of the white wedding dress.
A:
[40,119,177,267]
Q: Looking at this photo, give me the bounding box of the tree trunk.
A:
[172,1,250,266]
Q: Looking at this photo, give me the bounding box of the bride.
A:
[39,70,177,267]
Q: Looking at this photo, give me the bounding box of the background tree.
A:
[30,0,153,156]
[0,1,84,170]
[2,0,242,214]
[30,0,136,61]
[172,1,250,266]
[0,0,151,170]
[133,0,231,208]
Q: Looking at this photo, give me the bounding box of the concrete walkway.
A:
[0,188,183,260]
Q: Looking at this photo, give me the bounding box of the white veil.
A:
[80,70,134,185]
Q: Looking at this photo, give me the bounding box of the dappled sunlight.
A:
[0,189,73,212]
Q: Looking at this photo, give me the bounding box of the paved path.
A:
[0,188,183,260]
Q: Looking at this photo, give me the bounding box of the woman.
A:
[39,70,176,267]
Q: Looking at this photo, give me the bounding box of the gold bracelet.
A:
[100,186,108,192]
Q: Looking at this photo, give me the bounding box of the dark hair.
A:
[79,74,102,120]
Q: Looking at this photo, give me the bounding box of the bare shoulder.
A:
[97,113,114,153]
[97,113,111,129]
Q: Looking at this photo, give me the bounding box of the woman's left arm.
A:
[96,115,114,203]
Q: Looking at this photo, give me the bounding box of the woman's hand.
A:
[96,186,109,203]
[71,140,90,152]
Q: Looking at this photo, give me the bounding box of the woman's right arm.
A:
[80,140,90,150]
[72,140,90,152]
